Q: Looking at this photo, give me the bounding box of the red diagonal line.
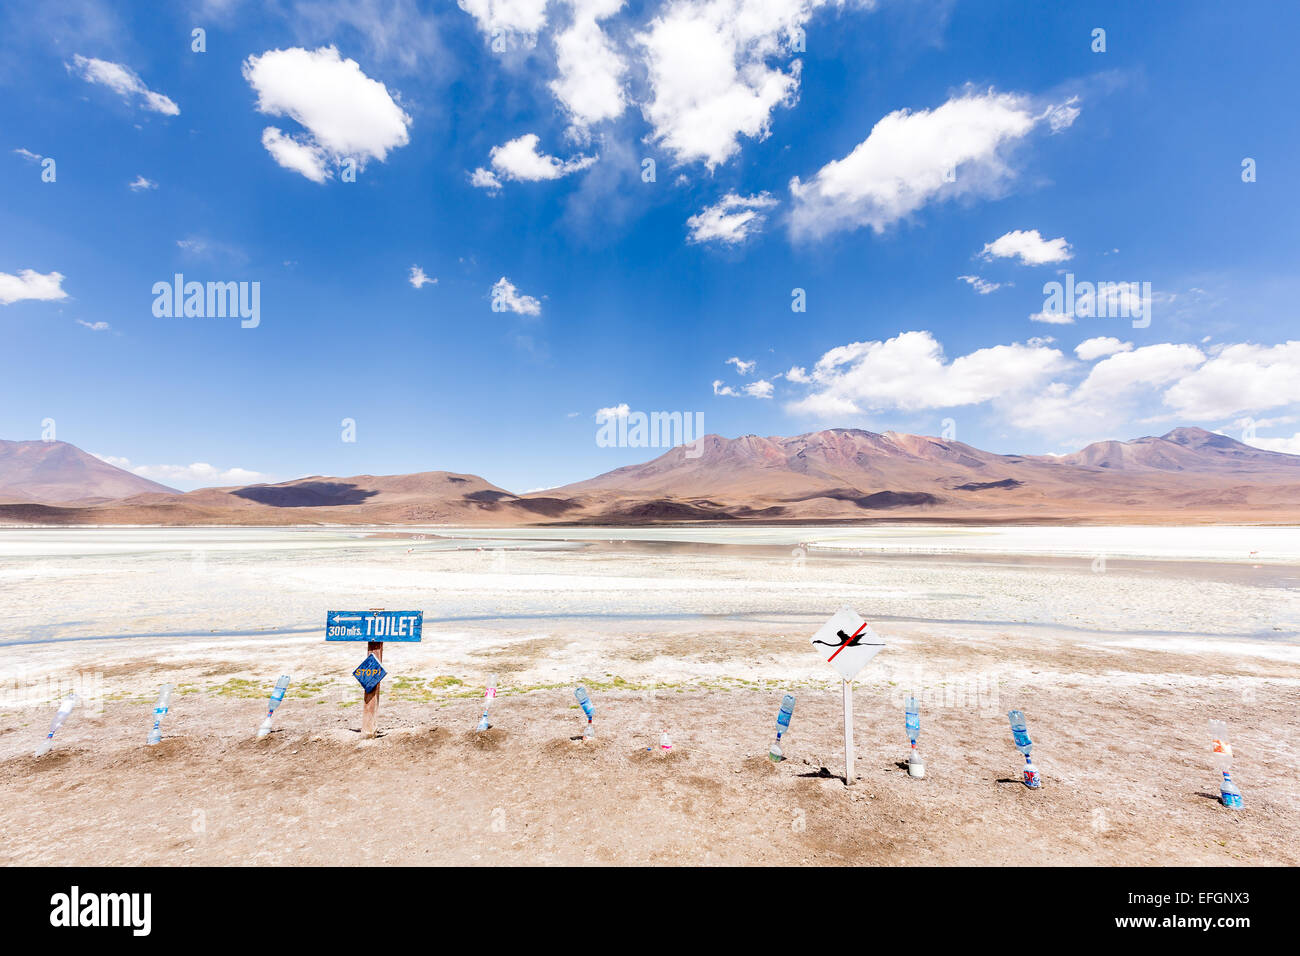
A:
[828,621,868,662]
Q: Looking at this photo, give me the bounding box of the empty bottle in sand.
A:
[660,732,672,752]
[476,675,497,732]
[769,693,795,761]
[905,694,925,778]
[574,685,595,739]
[1210,719,1243,809]
[147,683,173,745]
[257,675,291,738]
[1008,709,1040,788]
[35,693,77,757]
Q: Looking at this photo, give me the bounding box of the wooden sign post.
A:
[810,607,886,787]
[326,609,423,738]
[362,641,383,738]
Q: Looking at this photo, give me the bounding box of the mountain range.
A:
[0,440,176,504]
[2,427,1298,525]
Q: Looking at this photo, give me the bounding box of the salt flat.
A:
[1,525,1297,865]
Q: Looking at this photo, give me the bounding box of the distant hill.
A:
[0,467,577,526]
[1049,426,1300,473]
[532,426,1300,523]
[2,427,1298,525]
[0,440,177,503]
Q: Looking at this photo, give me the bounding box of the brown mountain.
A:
[1,427,1297,526]
[531,427,1300,523]
[0,440,177,503]
[0,469,579,526]
[1049,426,1300,473]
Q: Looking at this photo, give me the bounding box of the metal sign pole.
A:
[809,607,885,789]
[843,678,854,786]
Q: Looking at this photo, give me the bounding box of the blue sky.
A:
[2,0,1299,492]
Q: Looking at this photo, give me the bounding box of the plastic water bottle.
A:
[1008,709,1041,788]
[769,693,795,761]
[1210,719,1243,809]
[905,694,925,778]
[35,693,77,757]
[147,684,173,745]
[257,675,291,738]
[476,675,497,732]
[660,732,672,752]
[574,686,595,739]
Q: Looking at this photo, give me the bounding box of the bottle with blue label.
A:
[1210,719,1243,809]
[35,693,77,757]
[769,693,795,762]
[574,685,595,739]
[147,683,173,745]
[257,675,291,739]
[476,675,497,732]
[905,694,924,778]
[1008,709,1041,788]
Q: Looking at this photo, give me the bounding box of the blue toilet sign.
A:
[327,610,422,642]
[352,654,387,693]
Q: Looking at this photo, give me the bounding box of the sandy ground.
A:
[1,526,1298,866]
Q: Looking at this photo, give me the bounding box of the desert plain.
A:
[1,524,1297,866]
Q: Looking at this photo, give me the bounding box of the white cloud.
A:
[1028,309,1075,325]
[470,167,503,191]
[784,330,1069,417]
[789,88,1067,240]
[595,402,630,421]
[128,175,157,191]
[92,454,269,488]
[1045,96,1080,132]
[687,191,777,244]
[409,265,436,288]
[261,127,331,182]
[980,228,1072,265]
[1074,336,1132,361]
[491,276,542,315]
[636,0,818,169]
[1163,342,1300,420]
[13,148,42,163]
[472,133,596,188]
[0,270,68,305]
[175,236,247,264]
[243,46,412,181]
[1241,432,1300,456]
[710,361,770,397]
[551,0,628,133]
[286,0,447,72]
[75,319,110,331]
[781,328,1300,442]
[458,0,550,42]
[68,55,180,115]
[1009,343,1205,435]
[957,274,1001,295]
